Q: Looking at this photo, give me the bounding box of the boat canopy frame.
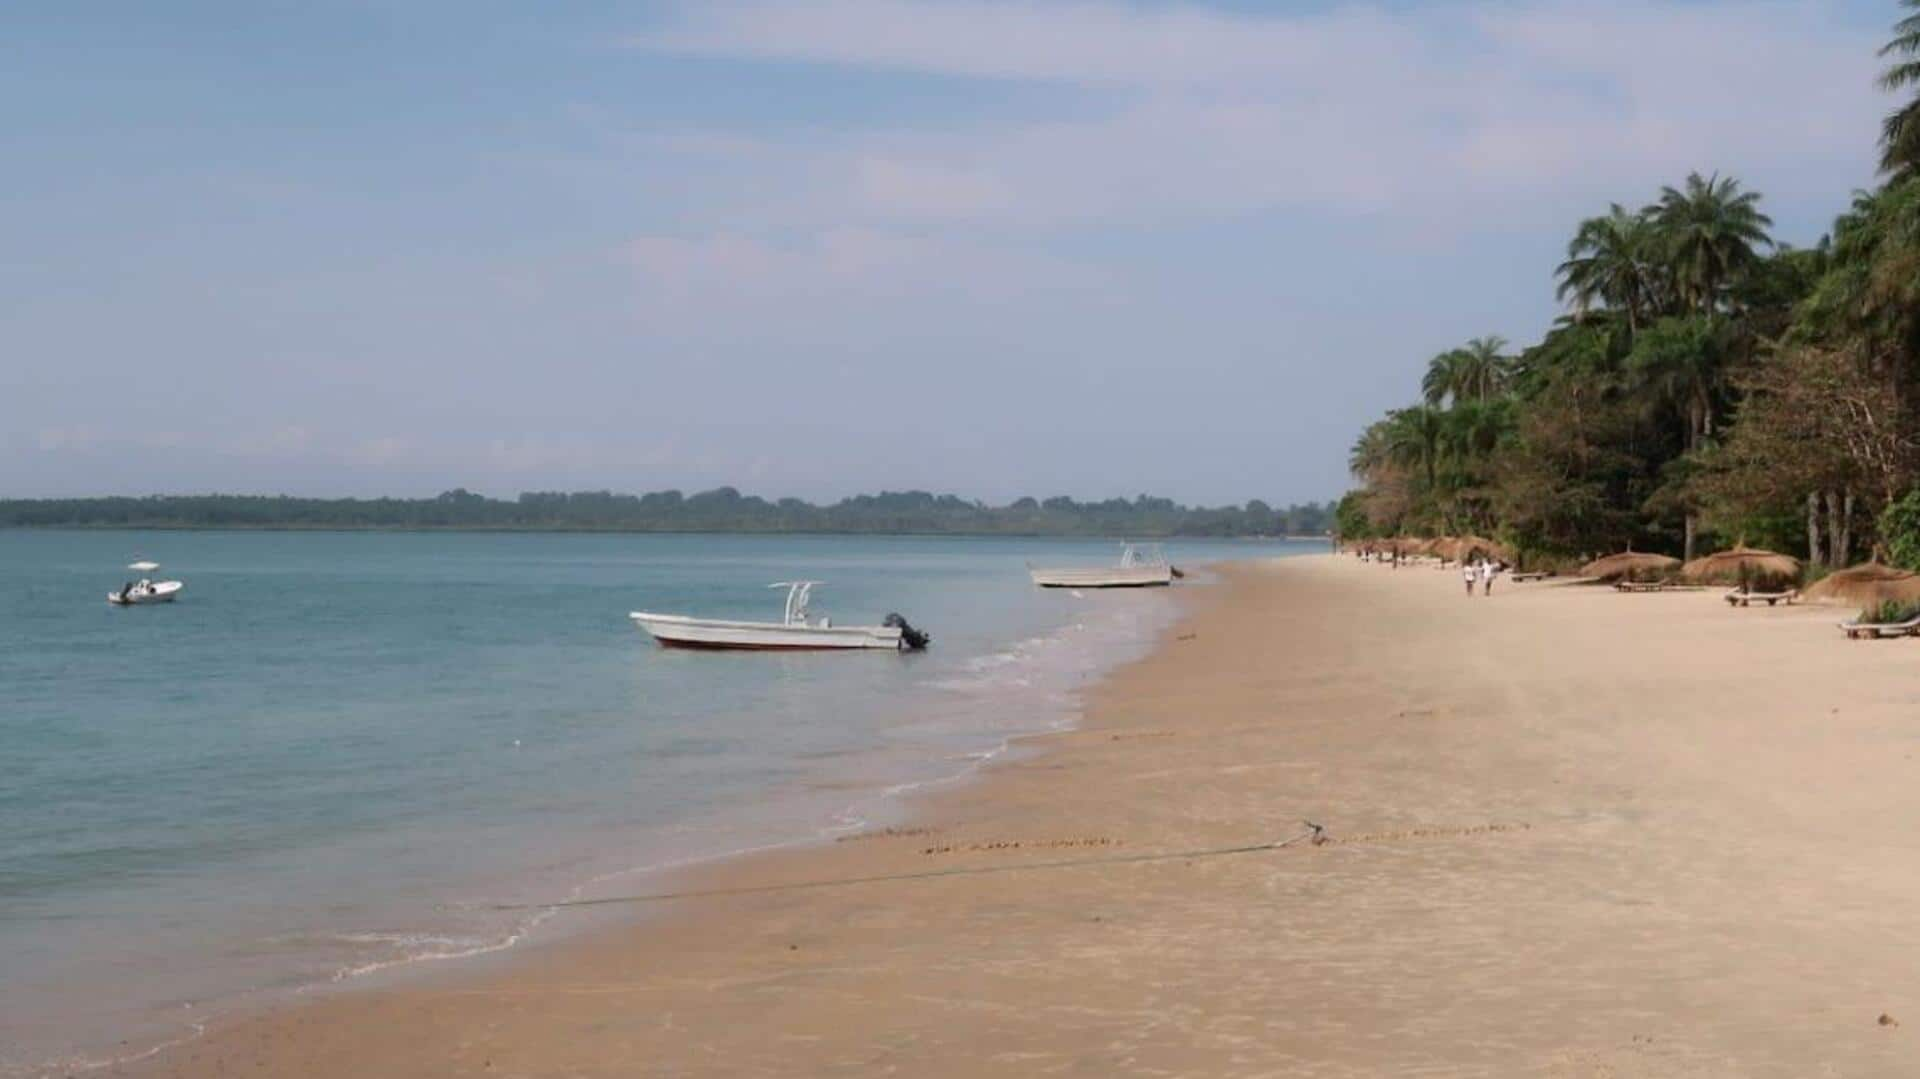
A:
[769,581,823,626]
[1118,542,1166,568]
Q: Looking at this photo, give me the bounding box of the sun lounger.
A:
[1838,616,1920,639]
[1511,571,1555,582]
[1724,589,1798,607]
[1612,580,1670,593]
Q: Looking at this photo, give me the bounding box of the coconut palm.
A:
[1626,316,1734,451]
[1421,336,1512,407]
[1348,420,1393,480]
[1441,397,1513,464]
[1557,204,1661,331]
[1647,173,1773,315]
[1627,315,1736,561]
[1881,1,1920,177]
[1420,349,1466,408]
[1455,336,1512,402]
[1384,406,1446,492]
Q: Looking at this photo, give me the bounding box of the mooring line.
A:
[466,823,1333,913]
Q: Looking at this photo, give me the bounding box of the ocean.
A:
[0,530,1318,1073]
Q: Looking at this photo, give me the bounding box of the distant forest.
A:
[0,489,1336,538]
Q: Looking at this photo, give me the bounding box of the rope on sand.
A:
[467,821,1532,914]
[469,823,1335,913]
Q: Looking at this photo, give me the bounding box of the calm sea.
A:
[0,530,1318,1073]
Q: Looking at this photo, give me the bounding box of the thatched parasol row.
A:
[1458,535,1513,564]
[1352,535,1522,564]
[1353,537,1437,557]
[1679,545,1801,587]
[1578,551,1680,582]
[1578,545,1805,587]
[1801,562,1920,607]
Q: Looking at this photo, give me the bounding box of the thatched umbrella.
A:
[1680,545,1802,588]
[1800,562,1920,607]
[1454,535,1512,564]
[1579,551,1681,582]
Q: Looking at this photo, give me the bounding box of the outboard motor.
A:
[883,613,931,651]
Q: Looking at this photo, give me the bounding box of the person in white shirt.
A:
[1479,559,1498,596]
[1462,559,1477,597]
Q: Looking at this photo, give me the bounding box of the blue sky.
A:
[0,1,1899,504]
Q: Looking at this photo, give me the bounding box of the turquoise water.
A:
[0,531,1317,1072]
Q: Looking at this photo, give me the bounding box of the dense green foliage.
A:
[0,489,1334,538]
[1862,598,1920,625]
[1341,4,1920,568]
[1879,489,1920,569]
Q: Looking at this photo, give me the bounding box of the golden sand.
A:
[120,555,1920,1076]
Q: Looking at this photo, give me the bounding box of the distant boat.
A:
[630,581,929,651]
[1028,543,1175,589]
[109,561,184,606]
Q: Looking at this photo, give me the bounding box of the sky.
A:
[0,0,1901,505]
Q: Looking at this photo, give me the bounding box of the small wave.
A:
[12,1019,209,1078]
[326,911,554,982]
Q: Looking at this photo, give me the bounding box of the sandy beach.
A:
[117,554,1920,1077]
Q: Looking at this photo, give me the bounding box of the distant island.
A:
[0,488,1334,538]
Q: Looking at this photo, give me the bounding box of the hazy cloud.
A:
[633,0,1880,227]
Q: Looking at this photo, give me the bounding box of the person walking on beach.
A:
[1463,559,1477,597]
[1479,559,1497,597]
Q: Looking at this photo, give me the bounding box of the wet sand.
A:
[118,555,1920,1076]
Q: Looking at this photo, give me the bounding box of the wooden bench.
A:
[1725,589,1798,607]
[1839,616,1920,639]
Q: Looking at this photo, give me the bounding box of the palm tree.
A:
[1881,0,1920,177]
[1455,336,1511,402]
[1436,398,1516,532]
[1348,420,1393,480]
[1628,317,1732,453]
[1647,173,1773,316]
[1557,205,1660,332]
[1421,349,1465,407]
[1385,406,1446,493]
[1627,316,1735,560]
[1422,336,1512,407]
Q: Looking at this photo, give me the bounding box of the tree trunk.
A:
[1825,490,1847,569]
[1840,489,1855,569]
[1683,513,1697,564]
[1807,491,1824,569]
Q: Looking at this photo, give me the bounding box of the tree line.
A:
[0,488,1334,538]
[1340,1,1920,570]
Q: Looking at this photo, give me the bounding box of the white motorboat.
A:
[630,581,929,651]
[1029,543,1176,589]
[109,561,185,605]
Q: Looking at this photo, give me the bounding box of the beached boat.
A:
[630,581,929,651]
[108,561,184,605]
[1028,543,1175,589]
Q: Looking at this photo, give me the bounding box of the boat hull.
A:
[108,581,184,605]
[1028,567,1173,588]
[629,612,906,651]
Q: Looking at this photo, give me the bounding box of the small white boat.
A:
[1029,543,1175,589]
[630,581,929,651]
[109,561,185,605]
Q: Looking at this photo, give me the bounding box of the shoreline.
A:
[89,566,1225,1079]
[35,557,1195,1077]
[0,525,1328,542]
[114,554,1920,1075]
